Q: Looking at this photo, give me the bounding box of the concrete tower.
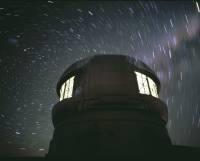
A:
[47,55,172,158]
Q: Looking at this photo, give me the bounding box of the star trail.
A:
[0,1,200,156]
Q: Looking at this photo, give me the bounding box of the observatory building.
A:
[47,55,172,158]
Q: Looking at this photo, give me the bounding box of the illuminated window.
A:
[134,71,158,98]
[135,71,150,95]
[147,77,158,98]
[60,83,65,101]
[60,76,75,101]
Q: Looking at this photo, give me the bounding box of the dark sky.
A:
[0,0,200,156]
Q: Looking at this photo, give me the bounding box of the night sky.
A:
[0,0,200,156]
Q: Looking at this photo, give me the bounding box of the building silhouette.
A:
[46,55,199,159]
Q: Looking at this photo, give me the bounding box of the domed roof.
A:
[56,54,160,96]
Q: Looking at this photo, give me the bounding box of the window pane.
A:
[59,76,75,101]
[60,83,65,101]
[147,77,158,98]
[64,80,69,99]
[68,76,75,98]
[135,71,150,95]
[141,73,150,95]
[135,71,143,93]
